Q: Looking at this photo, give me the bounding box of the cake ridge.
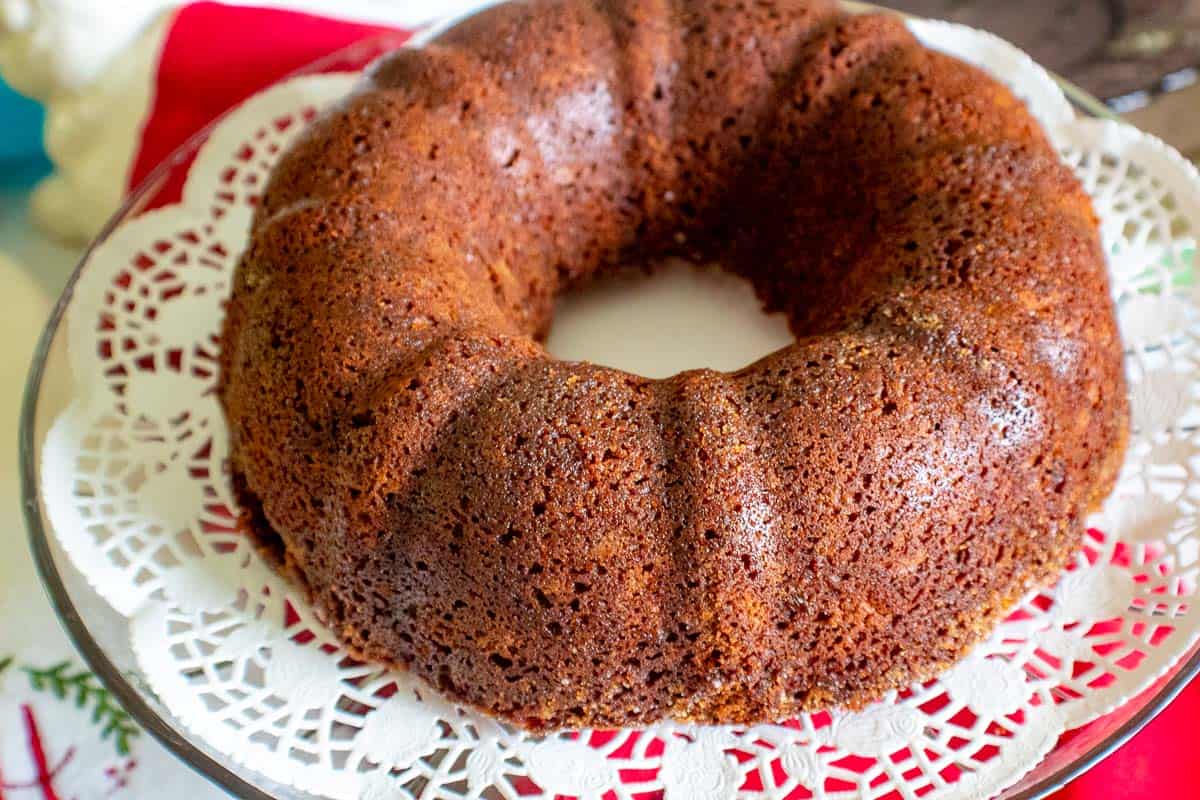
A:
[219,0,1128,730]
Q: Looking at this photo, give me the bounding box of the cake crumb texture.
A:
[219,0,1129,730]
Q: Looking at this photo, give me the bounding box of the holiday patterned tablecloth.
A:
[1,2,1198,798]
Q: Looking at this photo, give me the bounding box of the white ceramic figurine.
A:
[0,0,483,242]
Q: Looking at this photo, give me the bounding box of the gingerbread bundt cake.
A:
[219,0,1128,729]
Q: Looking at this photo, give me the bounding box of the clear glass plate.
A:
[19,20,1200,800]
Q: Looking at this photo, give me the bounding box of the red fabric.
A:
[127,3,1199,797]
[127,1,405,201]
[1051,680,1199,799]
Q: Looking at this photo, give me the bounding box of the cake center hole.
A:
[546,258,794,379]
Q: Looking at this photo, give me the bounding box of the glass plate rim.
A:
[17,11,1198,800]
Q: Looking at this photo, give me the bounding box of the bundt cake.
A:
[218,0,1129,729]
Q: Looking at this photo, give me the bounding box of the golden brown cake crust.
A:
[218,0,1129,730]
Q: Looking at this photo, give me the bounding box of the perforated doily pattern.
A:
[39,20,1200,800]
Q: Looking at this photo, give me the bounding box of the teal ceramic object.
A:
[0,77,51,184]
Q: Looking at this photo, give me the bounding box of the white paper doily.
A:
[38,13,1200,800]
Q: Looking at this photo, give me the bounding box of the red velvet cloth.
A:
[133,4,1198,796]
